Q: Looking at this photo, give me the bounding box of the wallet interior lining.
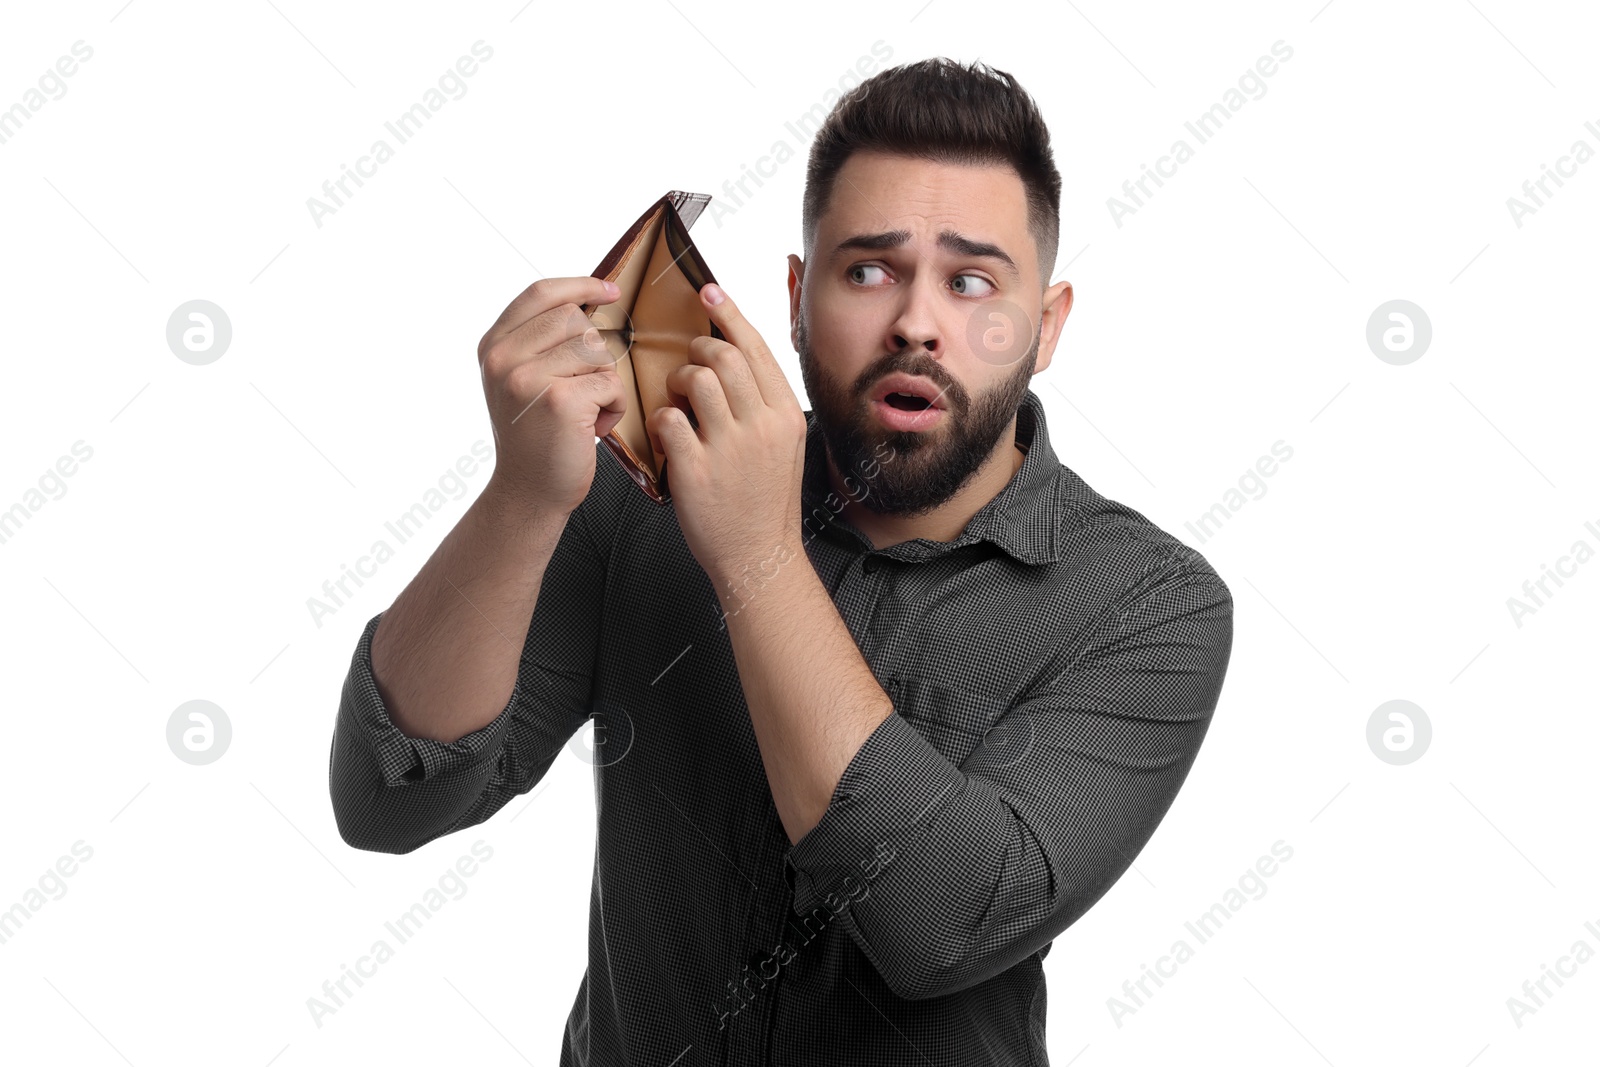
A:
[590,207,665,483]
[627,217,713,478]
[588,203,712,485]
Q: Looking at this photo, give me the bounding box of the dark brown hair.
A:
[802,57,1062,284]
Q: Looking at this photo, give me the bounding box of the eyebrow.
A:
[829,228,1022,279]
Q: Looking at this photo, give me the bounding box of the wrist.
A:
[709,537,810,618]
[479,475,573,541]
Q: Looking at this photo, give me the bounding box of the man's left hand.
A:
[644,282,808,594]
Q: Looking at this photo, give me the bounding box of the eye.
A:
[848,264,890,286]
[951,273,996,297]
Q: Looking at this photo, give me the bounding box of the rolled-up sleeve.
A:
[783,557,1234,1001]
[328,611,523,854]
[337,611,515,788]
[329,442,627,855]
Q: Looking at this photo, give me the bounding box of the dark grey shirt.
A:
[329,388,1234,1066]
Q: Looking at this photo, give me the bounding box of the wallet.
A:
[579,190,721,505]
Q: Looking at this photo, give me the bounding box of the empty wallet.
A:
[578,190,721,505]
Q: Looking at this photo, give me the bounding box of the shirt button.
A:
[862,555,880,574]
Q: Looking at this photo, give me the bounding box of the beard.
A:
[795,312,1038,517]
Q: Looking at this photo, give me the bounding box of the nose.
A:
[884,273,944,359]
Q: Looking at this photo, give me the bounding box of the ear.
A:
[787,254,804,350]
[1034,278,1074,374]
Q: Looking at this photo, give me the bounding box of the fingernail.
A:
[703,283,724,306]
[604,279,619,296]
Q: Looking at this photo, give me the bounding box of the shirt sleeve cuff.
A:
[783,710,962,917]
[341,611,515,788]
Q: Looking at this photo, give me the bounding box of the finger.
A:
[686,334,763,420]
[480,276,620,356]
[548,315,629,373]
[490,300,623,380]
[568,367,628,440]
[697,283,792,410]
[506,361,622,430]
[645,402,698,466]
[665,362,732,436]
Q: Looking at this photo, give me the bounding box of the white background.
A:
[1,1,1595,1064]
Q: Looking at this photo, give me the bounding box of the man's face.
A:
[790,149,1063,517]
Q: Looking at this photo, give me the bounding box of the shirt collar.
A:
[799,388,1061,566]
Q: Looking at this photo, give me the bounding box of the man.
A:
[329,57,1233,1066]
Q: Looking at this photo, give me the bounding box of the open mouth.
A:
[872,396,944,431]
[882,392,934,411]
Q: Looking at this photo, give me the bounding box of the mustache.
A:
[854,358,961,406]
[794,319,968,410]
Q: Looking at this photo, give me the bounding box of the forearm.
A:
[369,476,571,744]
[716,540,894,845]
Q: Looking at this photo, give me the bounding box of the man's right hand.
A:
[478,276,628,515]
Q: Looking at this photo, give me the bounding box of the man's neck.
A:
[828,425,1026,551]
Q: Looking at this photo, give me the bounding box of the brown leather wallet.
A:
[578,190,720,505]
